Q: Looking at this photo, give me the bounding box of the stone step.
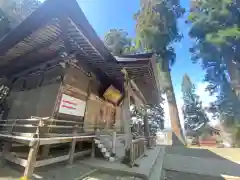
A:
[94,138,115,162]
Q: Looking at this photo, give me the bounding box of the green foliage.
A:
[104,29,134,56]
[134,0,185,66]
[147,104,165,130]
[181,74,209,132]
[188,0,240,142]
[1,0,41,28]
[206,27,240,46]
[188,0,240,72]
[130,103,165,132]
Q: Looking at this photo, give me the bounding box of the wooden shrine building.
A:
[0,0,162,178]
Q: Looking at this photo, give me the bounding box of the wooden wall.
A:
[7,65,64,119]
[84,94,116,132]
[55,65,90,123]
[5,62,123,133]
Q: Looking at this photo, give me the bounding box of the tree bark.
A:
[222,47,240,99]
[225,58,240,98]
[162,61,186,145]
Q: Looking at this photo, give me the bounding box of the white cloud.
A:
[195,82,216,107]
[195,82,220,125]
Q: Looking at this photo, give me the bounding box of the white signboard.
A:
[59,94,86,117]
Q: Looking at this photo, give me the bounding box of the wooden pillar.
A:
[143,107,150,147]
[38,119,50,158]
[121,69,132,164]
[0,141,11,167]
[41,145,50,158]
[68,138,77,164]
[22,141,39,179]
[68,125,78,164]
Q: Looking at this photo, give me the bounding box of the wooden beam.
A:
[59,16,72,54]
[34,149,91,168]
[69,19,105,61]
[0,124,37,128]
[35,155,69,167]
[130,79,146,104]
[38,135,96,145]
[23,141,40,178]
[0,134,32,145]
[68,127,77,164]
[4,153,27,167]
[0,142,11,166]
[74,149,91,158]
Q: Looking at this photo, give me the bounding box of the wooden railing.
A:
[148,136,156,148]
[129,137,146,167]
[0,118,88,137]
[0,118,95,179]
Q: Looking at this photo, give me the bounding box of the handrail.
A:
[129,137,146,167]
[132,137,145,144]
[0,118,83,124]
[0,118,119,137]
[148,136,156,148]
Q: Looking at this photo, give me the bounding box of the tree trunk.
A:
[223,50,240,98]
[162,61,186,145]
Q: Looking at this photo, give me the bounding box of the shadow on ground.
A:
[164,170,226,180]
[0,163,23,180]
[165,136,240,179]
[0,160,96,180]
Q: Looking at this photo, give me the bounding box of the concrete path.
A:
[163,146,240,180]
[164,154,240,178]
[81,146,164,179]
[0,146,164,180]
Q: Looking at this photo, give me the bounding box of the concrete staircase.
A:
[94,132,125,162]
[94,137,115,162]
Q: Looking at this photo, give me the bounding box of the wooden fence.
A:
[148,136,156,148]
[129,137,146,167]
